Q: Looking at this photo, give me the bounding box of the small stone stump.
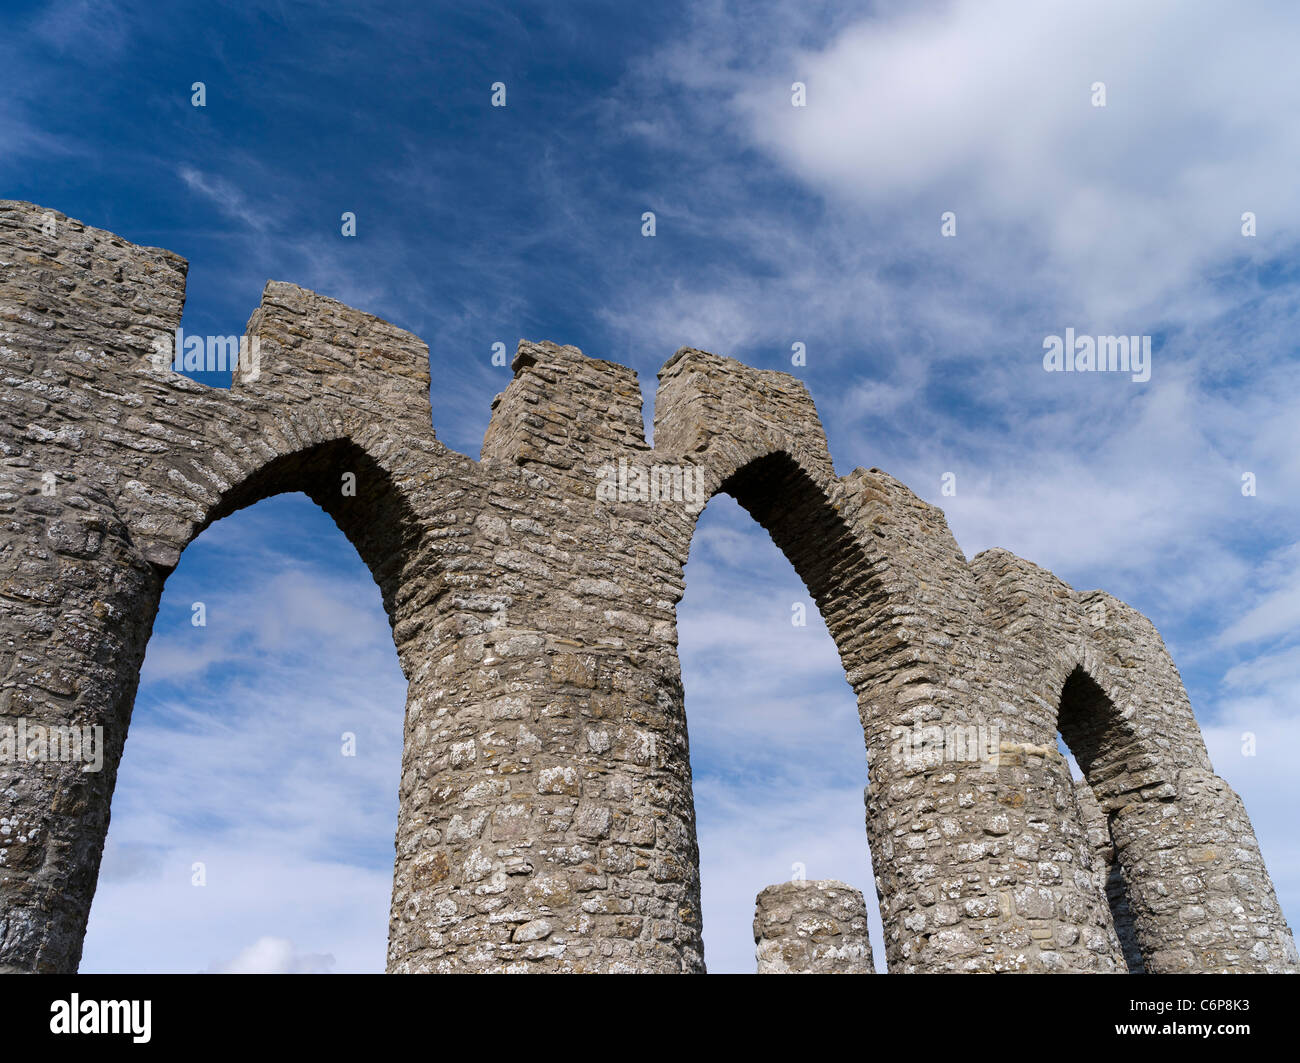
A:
[754,880,874,973]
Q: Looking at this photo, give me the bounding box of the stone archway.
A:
[973,549,1300,973]
[3,200,1295,973]
[651,350,1124,972]
[0,426,437,974]
[0,207,471,970]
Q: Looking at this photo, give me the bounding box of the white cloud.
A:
[729,0,1300,323]
[178,166,273,233]
[209,937,336,974]
[83,847,389,973]
[1217,544,1300,648]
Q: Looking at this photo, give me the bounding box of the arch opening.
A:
[193,438,426,634]
[1057,665,1145,973]
[673,450,893,972]
[79,490,408,972]
[677,492,881,972]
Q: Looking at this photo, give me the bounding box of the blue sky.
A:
[4,0,1299,973]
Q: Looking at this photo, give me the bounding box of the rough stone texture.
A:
[754,880,873,973]
[0,200,1295,974]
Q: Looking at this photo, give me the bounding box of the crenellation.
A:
[0,200,1294,974]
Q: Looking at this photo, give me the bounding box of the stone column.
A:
[387,341,706,972]
[754,880,874,973]
[1108,769,1299,973]
[0,488,162,973]
[0,203,186,972]
[835,472,1124,973]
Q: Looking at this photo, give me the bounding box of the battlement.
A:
[482,339,649,479]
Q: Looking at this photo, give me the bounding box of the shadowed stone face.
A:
[0,200,1295,974]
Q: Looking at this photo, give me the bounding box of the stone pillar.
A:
[0,203,186,972]
[835,473,1124,973]
[0,487,162,973]
[754,880,874,973]
[1108,769,1299,973]
[387,341,706,972]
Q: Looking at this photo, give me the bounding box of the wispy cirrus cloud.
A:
[178,165,273,232]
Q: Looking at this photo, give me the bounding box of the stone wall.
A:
[0,200,1294,973]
